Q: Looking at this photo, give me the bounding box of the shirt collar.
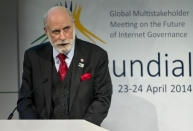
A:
[53,44,75,60]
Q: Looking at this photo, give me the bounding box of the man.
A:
[17,6,112,126]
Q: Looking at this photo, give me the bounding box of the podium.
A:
[0,120,109,131]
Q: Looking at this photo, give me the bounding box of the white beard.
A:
[48,27,75,54]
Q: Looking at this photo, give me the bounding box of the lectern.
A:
[0,120,109,131]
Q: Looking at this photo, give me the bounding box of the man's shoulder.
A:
[76,38,107,55]
[25,42,51,54]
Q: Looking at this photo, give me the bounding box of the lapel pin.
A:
[80,58,84,63]
[78,63,84,68]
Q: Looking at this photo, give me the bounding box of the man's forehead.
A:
[48,24,72,30]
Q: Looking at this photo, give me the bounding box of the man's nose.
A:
[59,31,66,40]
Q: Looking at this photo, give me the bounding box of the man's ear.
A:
[44,27,48,35]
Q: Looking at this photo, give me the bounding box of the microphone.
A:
[7,107,17,120]
[7,78,48,120]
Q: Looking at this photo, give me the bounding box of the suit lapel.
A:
[38,43,53,117]
[69,39,84,111]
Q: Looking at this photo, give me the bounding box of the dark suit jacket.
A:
[17,38,112,125]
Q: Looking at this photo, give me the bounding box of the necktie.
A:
[58,54,68,80]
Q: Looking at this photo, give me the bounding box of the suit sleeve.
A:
[17,51,38,119]
[84,51,112,125]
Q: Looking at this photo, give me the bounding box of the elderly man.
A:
[17,6,112,126]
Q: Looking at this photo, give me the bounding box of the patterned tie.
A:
[58,53,68,80]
